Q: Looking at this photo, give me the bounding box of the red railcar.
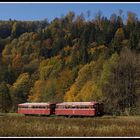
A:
[55,102,104,117]
[18,102,56,116]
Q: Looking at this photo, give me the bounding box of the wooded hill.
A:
[0,11,140,115]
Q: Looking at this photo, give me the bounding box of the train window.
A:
[40,106,46,109]
[65,106,68,109]
[80,106,83,108]
[58,105,64,109]
[20,106,28,108]
[24,106,28,108]
[89,105,93,109]
[31,106,46,109]
[72,106,75,108]
[84,106,89,109]
[77,105,80,109]
[35,106,40,108]
[89,106,92,109]
[78,106,81,109]
[78,105,89,109]
[79,106,82,108]
[67,106,70,109]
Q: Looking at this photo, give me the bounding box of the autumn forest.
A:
[0,10,140,115]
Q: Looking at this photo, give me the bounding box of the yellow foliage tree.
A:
[75,61,95,91]
[13,73,30,89]
[64,61,99,102]
[64,84,77,102]
[75,81,102,102]
[28,80,46,102]
[39,56,62,80]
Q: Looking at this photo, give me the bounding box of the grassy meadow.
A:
[0,114,140,137]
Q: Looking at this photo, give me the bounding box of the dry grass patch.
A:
[0,115,140,137]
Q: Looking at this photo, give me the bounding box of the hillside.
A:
[0,11,140,115]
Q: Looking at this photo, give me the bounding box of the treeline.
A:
[0,10,140,115]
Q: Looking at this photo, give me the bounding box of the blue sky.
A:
[0,3,140,21]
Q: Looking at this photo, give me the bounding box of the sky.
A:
[0,2,140,22]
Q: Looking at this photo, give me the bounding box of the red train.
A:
[18,102,104,117]
[18,102,56,116]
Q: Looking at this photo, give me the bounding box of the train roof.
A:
[56,102,97,106]
[18,102,53,106]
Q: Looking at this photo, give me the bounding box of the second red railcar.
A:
[55,102,104,117]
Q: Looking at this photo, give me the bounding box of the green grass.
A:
[0,115,140,137]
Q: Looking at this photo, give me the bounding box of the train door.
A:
[50,104,56,114]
